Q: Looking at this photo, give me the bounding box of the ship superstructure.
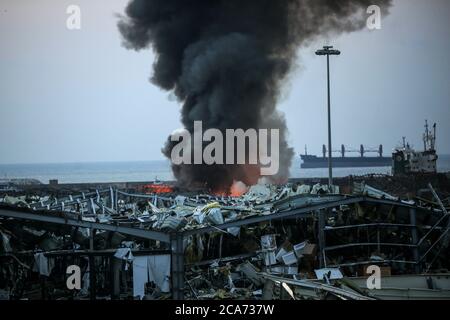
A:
[392,120,438,175]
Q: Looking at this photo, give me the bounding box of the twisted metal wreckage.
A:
[1,181,450,300]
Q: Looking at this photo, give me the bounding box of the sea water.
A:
[1,156,449,184]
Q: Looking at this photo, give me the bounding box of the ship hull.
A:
[300,155,391,168]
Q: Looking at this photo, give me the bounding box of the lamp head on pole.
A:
[315,45,341,56]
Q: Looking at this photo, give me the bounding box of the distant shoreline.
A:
[1,154,450,167]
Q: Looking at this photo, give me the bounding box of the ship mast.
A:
[424,120,429,151]
[423,120,437,151]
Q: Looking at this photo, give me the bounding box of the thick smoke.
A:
[118,0,392,191]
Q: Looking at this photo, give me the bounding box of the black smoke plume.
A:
[118,0,392,191]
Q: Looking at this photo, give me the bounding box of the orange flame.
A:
[213,181,248,197]
[142,184,174,194]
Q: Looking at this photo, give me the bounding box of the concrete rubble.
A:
[1,177,450,300]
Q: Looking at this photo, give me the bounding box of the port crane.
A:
[321,144,384,158]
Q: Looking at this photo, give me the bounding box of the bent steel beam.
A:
[0,207,170,243]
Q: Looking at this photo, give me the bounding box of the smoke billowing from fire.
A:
[118,0,392,192]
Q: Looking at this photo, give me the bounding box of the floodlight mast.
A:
[315,46,341,190]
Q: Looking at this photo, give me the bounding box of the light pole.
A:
[315,46,340,190]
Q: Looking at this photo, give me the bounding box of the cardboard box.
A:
[302,243,317,257]
[293,241,307,257]
[282,251,298,265]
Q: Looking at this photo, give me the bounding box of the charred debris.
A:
[1,174,450,300]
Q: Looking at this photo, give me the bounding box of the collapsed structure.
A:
[1,175,450,300]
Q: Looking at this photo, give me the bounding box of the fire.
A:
[213,181,248,197]
[142,183,174,194]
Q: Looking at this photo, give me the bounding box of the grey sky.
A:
[0,0,449,164]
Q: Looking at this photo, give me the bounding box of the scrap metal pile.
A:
[1,180,450,300]
[0,183,335,233]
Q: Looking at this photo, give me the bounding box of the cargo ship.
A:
[300,144,391,168]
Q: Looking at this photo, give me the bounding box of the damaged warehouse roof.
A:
[1,181,450,300]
